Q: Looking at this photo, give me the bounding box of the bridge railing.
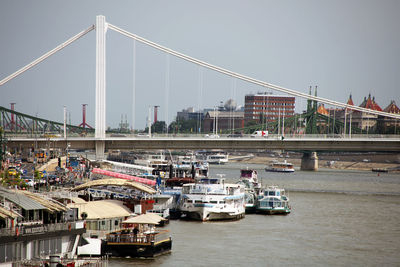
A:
[4,133,400,140]
[105,133,400,139]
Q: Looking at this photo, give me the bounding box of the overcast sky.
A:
[1,0,399,129]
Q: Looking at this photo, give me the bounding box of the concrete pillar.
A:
[95,15,106,139]
[301,151,318,171]
[95,141,105,160]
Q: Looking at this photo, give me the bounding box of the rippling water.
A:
[109,163,400,266]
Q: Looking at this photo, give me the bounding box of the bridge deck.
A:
[6,136,400,152]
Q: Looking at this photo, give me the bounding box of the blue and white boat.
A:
[180,178,245,221]
[256,186,291,215]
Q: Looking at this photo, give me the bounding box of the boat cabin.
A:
[103,213,172,258]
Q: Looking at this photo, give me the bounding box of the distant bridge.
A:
[0,105,93,134]
[6,136,400,153]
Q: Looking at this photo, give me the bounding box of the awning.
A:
[70,178,156,194]
[67,199,132,220]
[122,213,165,225]
[92,168,156,186]
[102,160,154,172]
[0,206,21,219]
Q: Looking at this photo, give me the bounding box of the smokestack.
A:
[154,106,159,123]
[78,104,92,128]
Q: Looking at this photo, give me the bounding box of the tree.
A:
[145,121,167,133]
[0,127,6,168]
[168,119,200,134]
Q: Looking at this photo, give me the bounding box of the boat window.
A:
[268,191,275,196]
[210,201,218,204]
[219,201,225,204]
[195,200,202,203]
[240,170,253,177]
[276,191,280,196]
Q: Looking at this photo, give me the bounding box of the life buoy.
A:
[68,223,71,231]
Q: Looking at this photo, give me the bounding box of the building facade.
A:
[379,100,400,133]
[176,107,204,122]
[244,93,295,124]
[203,111,244,133]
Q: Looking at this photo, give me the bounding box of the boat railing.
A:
[147,207,170,219]
[190,188,208,194]
[154,230,170,243]
[259,199,290,208]
[13,257,109,267]
[106,229,170,244]
[0,221,85,237]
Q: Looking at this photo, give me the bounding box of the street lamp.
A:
[66,143,70,168]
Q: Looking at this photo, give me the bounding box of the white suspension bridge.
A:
[1,16,400,166]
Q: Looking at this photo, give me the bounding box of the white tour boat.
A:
[206,153,229,165]
[180,178,245,221]
[256,185,291,215]
[265,160,295,173]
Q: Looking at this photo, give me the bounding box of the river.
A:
[109,162,400,266]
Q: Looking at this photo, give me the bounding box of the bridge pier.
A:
[95,141,105,160]
[301,151,318,171]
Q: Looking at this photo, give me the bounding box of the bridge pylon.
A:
[302,86,319,171]
[95,15,107,159]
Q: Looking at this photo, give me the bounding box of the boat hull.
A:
[182,210,245,221]
[256,207,291,215]
[103,239,172,258]
[181,203,245,221]
[265,168,294,173]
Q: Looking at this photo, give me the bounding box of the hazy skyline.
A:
[1,0,399,129]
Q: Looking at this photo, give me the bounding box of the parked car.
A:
[251,130,268,137]
[205,134,220,138]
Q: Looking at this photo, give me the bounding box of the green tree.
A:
[168,119,201,134]
[0,127,6,168]
[144,121,167,134]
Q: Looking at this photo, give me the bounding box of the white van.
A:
[251,130,268,137]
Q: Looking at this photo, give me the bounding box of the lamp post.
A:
[213,106,216,135]
[215,107,219,135]
[66,143,70,168]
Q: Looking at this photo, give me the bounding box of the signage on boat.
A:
[23,225,45,234]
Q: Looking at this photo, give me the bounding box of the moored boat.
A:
[265,160,295,173]
[256,185,291,215]
[371,168,388,173]
[180,177,245,221]
[206,153,229,165]
[102,213,172,258]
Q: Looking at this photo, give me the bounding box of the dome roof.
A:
[224,99,237,111]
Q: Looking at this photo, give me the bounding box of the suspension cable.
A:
[132,39,137,131]
[107,23,400,120]
[165,54,170,134]
[197,66,203,133]
[0,25,95,87]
